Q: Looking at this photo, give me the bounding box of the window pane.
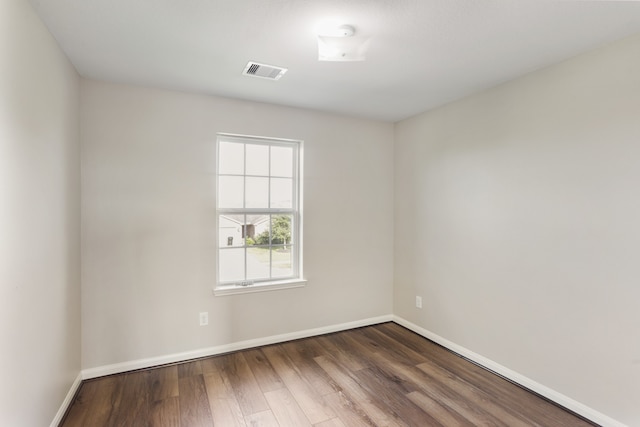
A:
[271,246,293,278]
[270,178,292,208]
[218,142,244,175]
[218,176,243,208]
[245,177,269,208]
[246,247,271,280]
[270,215,292,246]
[245,215,269,245]
[271,146,293,177]
[219,214,245,247]
[246,144,269,176]
[219,248,245,282]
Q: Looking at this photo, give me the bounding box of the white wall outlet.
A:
[415,296,422,309]
[199,312,208,326]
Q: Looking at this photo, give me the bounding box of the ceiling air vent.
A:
[242,61,288,81]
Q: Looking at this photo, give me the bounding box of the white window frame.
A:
[215,133,305,296]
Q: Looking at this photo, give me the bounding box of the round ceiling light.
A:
[318,24,356,38]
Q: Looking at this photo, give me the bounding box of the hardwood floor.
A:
[61,322,595,426]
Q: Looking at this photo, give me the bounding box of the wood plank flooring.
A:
[61,322,596,427]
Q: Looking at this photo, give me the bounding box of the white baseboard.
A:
[50,372,82,427]
[81,314,393,380]
[392,315,626,427]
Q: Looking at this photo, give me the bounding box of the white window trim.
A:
[214,278,308,296]
[215,133,304,295]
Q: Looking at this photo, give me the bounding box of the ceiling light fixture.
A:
[317,24,369,62]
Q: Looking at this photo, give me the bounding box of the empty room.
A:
[2,0,640,426]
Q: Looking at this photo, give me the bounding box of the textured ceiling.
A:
[30,0,640,122]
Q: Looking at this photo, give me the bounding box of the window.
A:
[215,133,304,295]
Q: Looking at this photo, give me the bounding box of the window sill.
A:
[214,279,307,296]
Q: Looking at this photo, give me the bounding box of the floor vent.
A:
[242,61,288,80]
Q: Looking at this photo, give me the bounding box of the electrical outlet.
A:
[199,312,208,326]
[415,296,422,309]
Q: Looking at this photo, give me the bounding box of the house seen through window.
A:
[216,134,302,292]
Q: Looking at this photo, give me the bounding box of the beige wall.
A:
[80,80,395,369]
[0,0,81,425]
[394,34,640,426]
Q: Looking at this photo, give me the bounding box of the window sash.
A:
[217,211,299,285]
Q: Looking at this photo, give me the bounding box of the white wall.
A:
[80,80,394,369]
[0,0,80,425]
[394,34,640,426]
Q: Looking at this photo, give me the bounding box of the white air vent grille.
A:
[242,61,288,80]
